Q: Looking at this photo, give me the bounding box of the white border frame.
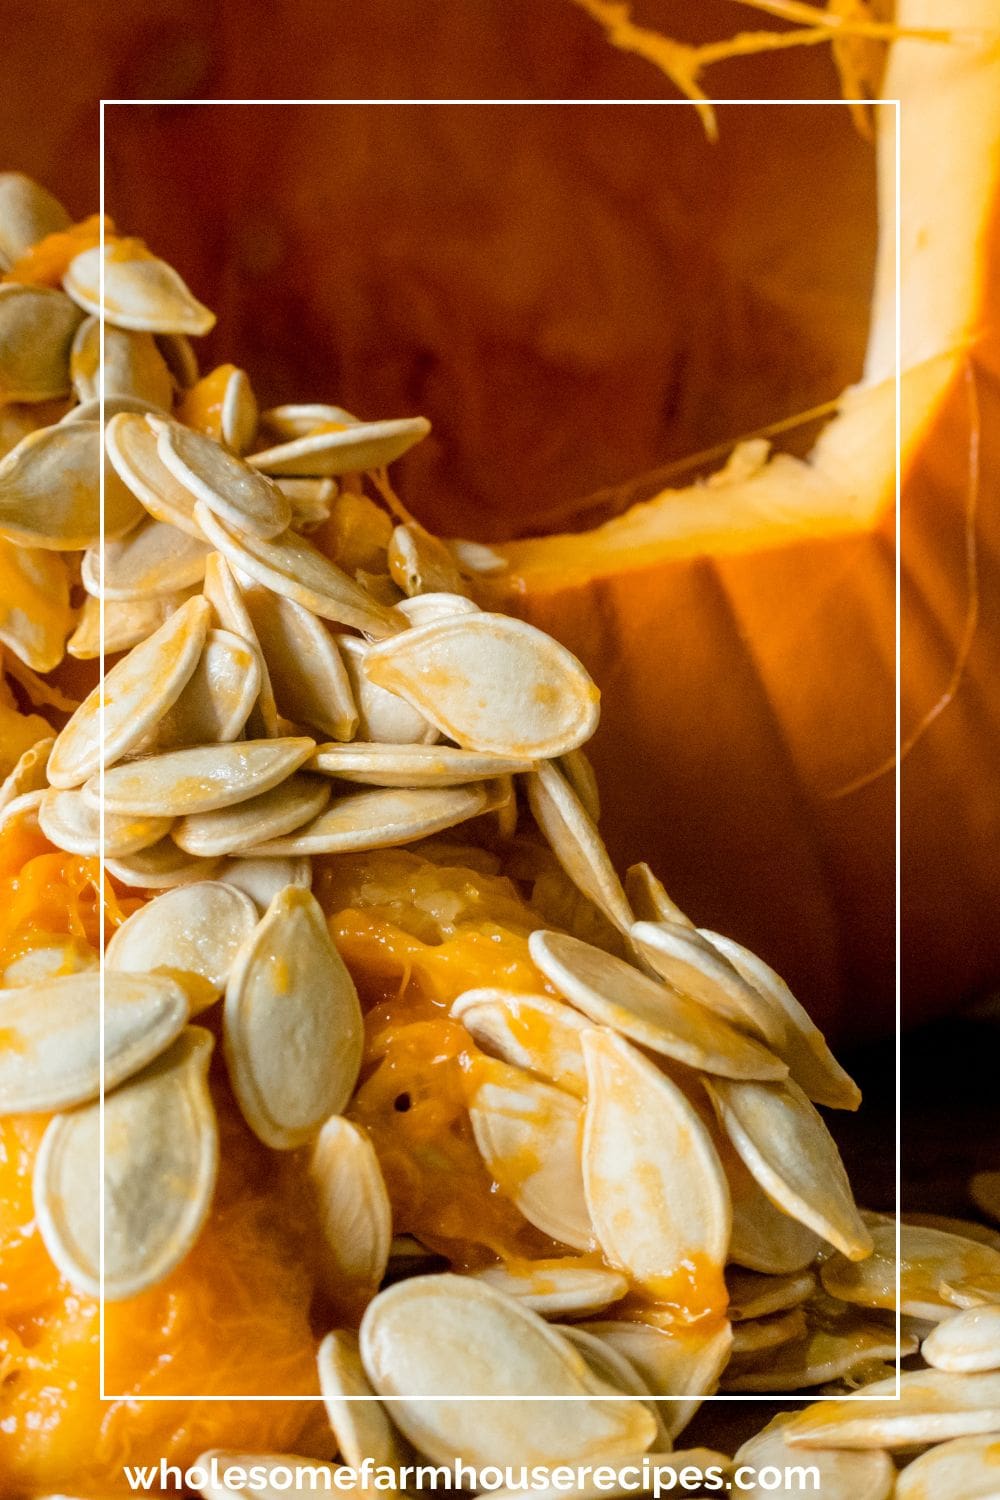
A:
[98,95,902,1404]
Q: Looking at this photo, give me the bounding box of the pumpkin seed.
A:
[364,612,600,758]
[70,317,174,408]
[173,773,331,857]
[528,930,787,1082]
[943,1275,1000,1309]
[0,540,71,672]
[895,1433,1000,1498]
[702,930,862,1110]
[923,1305,1000,1372]
[783,1369,1000,1450]
[33,1026,218,1299]
[0,788,44,839]
[38,788,171,858]
[722,1300,912,1392]
[555,746,601,825]
[317,1331,410,1470]
[905,1212,1000,1250]
[63,243,216,334]
[311,741,532,788]
[337,633,439,744]
[241,783,488,857]
[139,629,261,752]
[703,1076,872,1260]
[260,403,358,439]
[82,519,211,601]
[971,1171,1000,1226]
[218,367,258,455]
[0,734,54,811]
[525,763,633,933]
[157,330,198,388]
[0,283,82,403]
[554,1325,673,1453]
[202,551,279,737]
[469,1057,594,1251]
[0,420,144,549]
[584,1318,734,1441]
[396,591,480,626]
[194,502,402,638]
[104,411,205,539]
[213,854,312,912]
[0,970,187,1113]
[249,414,430,477]
[106,881,258,1013]
[726,1267,817,1322]
[822,1221,1000,1320]
[388,522,469,598]
[275,475,337,533]
[153,418,290,541]
[581,1029,730,1311]
[452,988,590,1097]
[734,1416,895,1500]
[729,1306,807,1355]
[630,921,785,1049]
[60,394,163,425]
[476,1262,628,1318]
[240,582,358,741]
[68,590,195,660]
[359,1274,656,1465]
[308,1116,392,1309]
[89,736,315,817]
[104,838,221,889]
[48,595,211,787]
[223,886,363,1149]
[0,172,70,266]
[624,862,693,927]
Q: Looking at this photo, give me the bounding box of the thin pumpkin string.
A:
[830,355,982,799]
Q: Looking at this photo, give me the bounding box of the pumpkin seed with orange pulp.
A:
[630,920,785,1049]
[240,581,358,741]
[364,611,600,758]
[173,773,331,857]
[475,1262,628,1318]
[104,411,205,539]
[38,787,171,858]
[525,761,634,933]
[0,537,71,672]
[105,881,258,1013]
[241,782,488,857]
[194,501,403,638]
[783,1370,1000,1450]
[529,929,787,1082]
[704,1076,872,1261]
[308,1116,392,1309]
[0,733,53,810]
[139,629,262,752]
[70,316,174,408]
[0,970,188,1113]
[734,1416,895,1500]
[63,242,216,334]
[0,283,82,404]
[47,594,210,786]
[726,1267,817,1322]
[336,632,439,744]
[452,988,590,1097]
[581,1028,730,1318]
[81,518,211,601]
[223,886,364,1149]
[89,736,315,817]
[0,420,144,549]
[0,172,70,267]
[359,1274,657,1465]
[317,1331,410,1471]
[311,741,532,788]
[179,364,258,455]
[249,413,430,476]
[33,1026,218,1299]
[469,1055,594,1251]
[822,1221,1000,1320]
[68,590,197,660]
[895,1434,1000,1498]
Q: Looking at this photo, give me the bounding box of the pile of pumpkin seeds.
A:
[1,172,999,1498]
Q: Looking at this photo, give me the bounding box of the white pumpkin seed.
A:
[0,283,82,403]
[317,1331,410,1470]
[583,1318,734,1441]
[89,736,315,816]
[631,921,785,1049]
[173,773,331,857]
[337,633,438,744]
[729,1306,807,1355]
[704,1076,872,1260]
[702,930,862,1110]
[241,783,488,857]
[240,582,357,741]
[721,1131,824,1275]
[364,612,600,758]
[194,502,402,638]
[68,590,195,659]
[556,746,601,824]
[275,475,337,532]
[223,886,363,1149]
[214,855,311,911]
[822,1221,1000,1320]
[582,1029,730,1313]
[48,595,210,787]
[0,788,44,839]
[309,1116,392,1308]
[554,1325,673,1452]
[476,1262,628,1318]
[727,1267,817,1322]
[70,317,173,408]
[60,394,163,425]
[106,881,258,1013]
[359,1274,656,1465]
[0,420,144,549]
[923,1306,1000,1372]
[82,518,210,601]
[0,970,187,1113]
[218,367,258,455]
[624,863,693,927]
[0,735,54,811]
[0,172,70,266]
[260,403,358,439]
[396,591,480,626]
[105,411,205,539]
[722,1299,911,1393]
[448,537,508,575]
[311,742,531,788]
[0,540,70,672]
[202,551,279,737]
[63,243,215,334]
[33,1026,218,1299]
[38,787,171,858]
[734,1415,895,1500]
[388,522,469,598]
[249,414,430,477]
[895,1433,1000,1498]
[529,930,787,1082]
[944,1277,1000,1310]
[783,1370,1000,1450]
[155,419,290,540]
[469,1057,594,1251]
[104,837,221,889]
[525,763,634,933]
[139,628,261,751]
[452,989,590,1098]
